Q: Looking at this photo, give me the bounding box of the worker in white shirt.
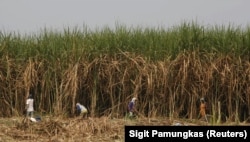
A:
[26,94,34,118]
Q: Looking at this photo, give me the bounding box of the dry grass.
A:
[1,116,124,142]
[0,116,249,142]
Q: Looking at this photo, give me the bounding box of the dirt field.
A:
[0,116,249,142]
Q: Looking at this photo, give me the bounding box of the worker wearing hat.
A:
[199,97,208,122]
[128,97,137,118]
[26,94,34,118]
[76,103,88,118]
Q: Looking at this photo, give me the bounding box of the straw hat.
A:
[200,97,205,102]
[132,97,137,102]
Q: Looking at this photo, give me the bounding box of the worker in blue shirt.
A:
[128,97,137,118]
[76,103,88,118]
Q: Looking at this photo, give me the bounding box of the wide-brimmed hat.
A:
[132,97,137,102]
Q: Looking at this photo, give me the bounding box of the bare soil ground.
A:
[0,116,249,142]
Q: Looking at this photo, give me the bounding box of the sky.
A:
[0,0,249,34]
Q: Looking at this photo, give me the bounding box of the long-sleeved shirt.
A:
[128,101,135,112]
[76,104,87,113]
[26,98,34,112]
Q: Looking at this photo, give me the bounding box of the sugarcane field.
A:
[1,23,250,141]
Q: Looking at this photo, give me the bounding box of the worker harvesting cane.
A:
[76,103,88,118]
[26,94,34,118]
[199,98,208,122]
[128,97,137,118]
